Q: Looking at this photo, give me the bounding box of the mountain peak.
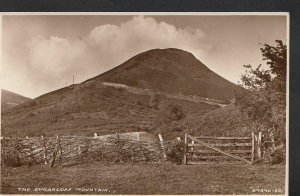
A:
[85,48,240,100]
[132,48,198,63]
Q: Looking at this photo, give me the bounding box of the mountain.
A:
[1,48,243,137]
[85,48,242,100]
[1,89,31,112]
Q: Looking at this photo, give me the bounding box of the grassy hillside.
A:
[154,102,253,140]
[1,89,31,112]
[1,48,246,138]
[182,103,252,136]
[1,82,218,137]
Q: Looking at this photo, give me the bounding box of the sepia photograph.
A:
[0,13,288,195]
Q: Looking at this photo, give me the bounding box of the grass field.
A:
[1,162,285,195]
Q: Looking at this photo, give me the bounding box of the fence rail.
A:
[182,132,262,165]
[194,136,251,140]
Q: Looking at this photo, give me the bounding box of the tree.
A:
[235,40,287,147]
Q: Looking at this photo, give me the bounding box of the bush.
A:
[264,146,285,165]
[167,104,185,121]
[166,141,185,164]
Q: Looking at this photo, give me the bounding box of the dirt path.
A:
[101,82,228,107]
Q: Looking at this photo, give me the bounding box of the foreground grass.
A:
[1,162,285,195]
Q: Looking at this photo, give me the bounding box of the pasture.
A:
[1,162,285,195]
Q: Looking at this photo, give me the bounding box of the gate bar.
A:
[187,135,252,164]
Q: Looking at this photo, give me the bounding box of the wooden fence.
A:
[182,132,262,165]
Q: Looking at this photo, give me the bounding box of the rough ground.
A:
[1,162,285,195]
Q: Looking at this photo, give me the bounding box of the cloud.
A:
[28,36,88,76]
[25,15,209,97]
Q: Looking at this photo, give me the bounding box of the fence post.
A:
[257,132,262,159]
[270,128,276,151]
[158,134,166,159]
[41,135,47,165]
[191,140,195,158]
[182,133,187,165]
[251,132,255,163]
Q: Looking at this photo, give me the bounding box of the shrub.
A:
[167,104,185,121]
[264,146,285,165]
[166,141,185,164]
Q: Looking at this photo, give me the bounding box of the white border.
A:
[0,12,289,196]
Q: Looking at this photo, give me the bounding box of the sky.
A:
[1,14,287,98]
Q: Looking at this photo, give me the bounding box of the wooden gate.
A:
[182,133,262,165]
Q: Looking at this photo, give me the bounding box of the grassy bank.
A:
[1,162,285,195]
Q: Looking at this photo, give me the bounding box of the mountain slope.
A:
[85,48,242,100]
[1,48,242,137]
[1,89,31,112]
[1,84,218,137]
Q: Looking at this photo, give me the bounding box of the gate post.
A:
[158,134,166,159]
[251,132,255,163]
[257,132,262,159]
[182,134,188,165]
